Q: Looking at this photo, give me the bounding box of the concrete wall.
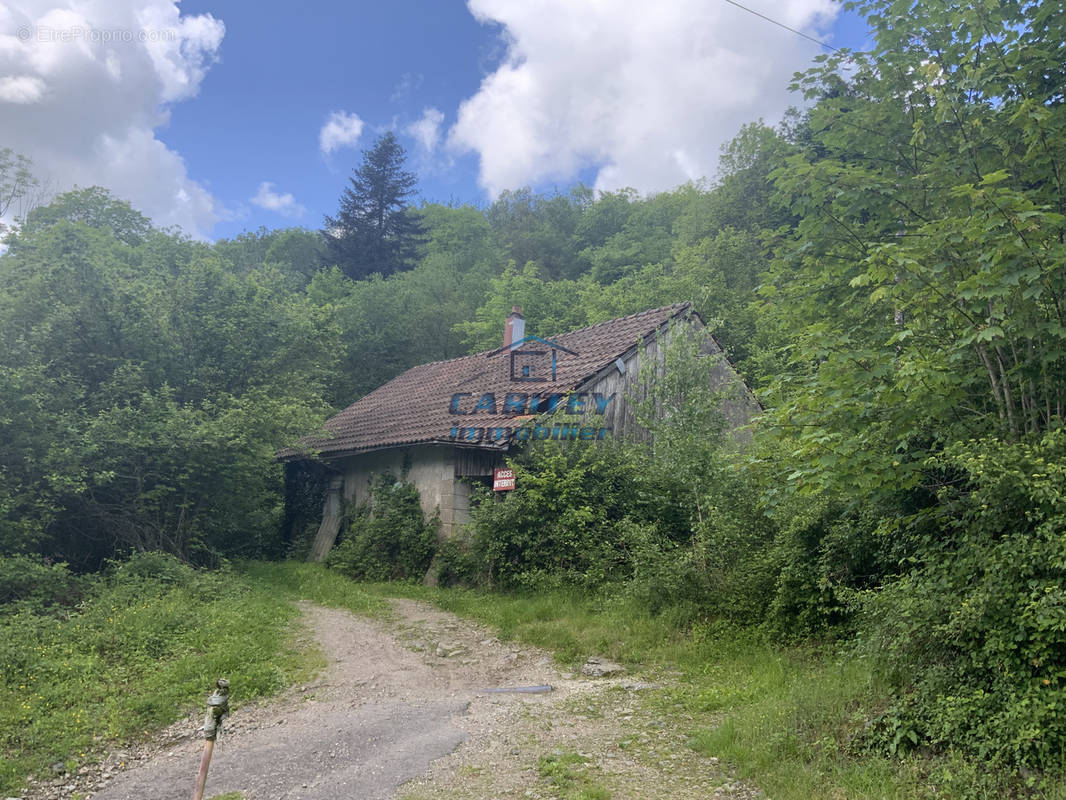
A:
[333,445,470,540]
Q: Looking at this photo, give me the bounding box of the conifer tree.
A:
[323,132,424,279]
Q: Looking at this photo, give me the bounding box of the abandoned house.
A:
[281,302,759,560]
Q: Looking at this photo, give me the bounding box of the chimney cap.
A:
[508,305,524,318]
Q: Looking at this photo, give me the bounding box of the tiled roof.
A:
[283,303,693,459]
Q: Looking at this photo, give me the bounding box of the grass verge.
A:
[538,749,610,800]
[237,560,386,618]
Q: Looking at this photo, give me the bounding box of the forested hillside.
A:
[2,0,1064,789]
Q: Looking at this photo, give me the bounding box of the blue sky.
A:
[2,1,872,240]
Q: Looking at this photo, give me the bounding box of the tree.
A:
[17,186,151,247]
[213,226,328,286]
[323,132,425,280]
[0,188,339,565]
[485,188,585,279]
[0,148,44,239]
[758,0,1066,766]
[765,0,1066,497]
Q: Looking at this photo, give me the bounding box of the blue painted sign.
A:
[447,391,615,443]
[448,391,613,416]
[449,422,610,443]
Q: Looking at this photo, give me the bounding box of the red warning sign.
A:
[493,468,516,492]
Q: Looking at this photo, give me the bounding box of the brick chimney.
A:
[503,305,525,349]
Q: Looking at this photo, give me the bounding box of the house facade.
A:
[281,302,759,561]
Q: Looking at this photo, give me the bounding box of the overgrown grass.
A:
[362,581,695,667]
[237,560,386,617]
[6,558,1059,799]
[0,555,319,795]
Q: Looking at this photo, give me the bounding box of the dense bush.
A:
[766,497,902,637]
[0,555,84,611]
[466,424,780,627]
[858,429,1066,768]
[327,473,439,582]
[468,437,670,590]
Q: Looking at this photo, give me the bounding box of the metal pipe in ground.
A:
[192,678,230,800]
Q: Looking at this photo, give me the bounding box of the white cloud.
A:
[319,110,364,155]
[250,181,306,218]
[406,107,445,152]
[0,74,47,102]
[449,0,838,197]
[0,0,224,237]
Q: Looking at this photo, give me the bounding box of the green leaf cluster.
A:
[0,192,338,564]
[326,473,439,582]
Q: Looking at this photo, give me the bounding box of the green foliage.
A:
[213,226,328,286]
[430,526,480,588]
[454,261,590,352]
[0,147,40,232]
[485,187,586,280]
[766,500,889,636]
[469,438,661,591]
[751,0,1066,769]
[0,190,338,565]
[308,201,501,403]
[327,474,439,582]
[633,324,779,624]
[765,0,1066,500]
[857,428,1066,769]
[466,326,775,624]
[0,555,83,611]
[19,186,151,246]
[0,553,311,794]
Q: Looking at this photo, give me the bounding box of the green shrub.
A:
[432,525,479,587]
[766,499,905,636]
[0,555,84,612]
[688,502,778,625]
[106,550,198,586]
[858,428,1066,769]
[614,518,700,615]
[469,438,664,590]
[327,473,438,582]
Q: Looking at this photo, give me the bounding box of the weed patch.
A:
[538,749,610,800]
[237,560,385,617]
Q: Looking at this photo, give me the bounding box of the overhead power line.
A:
[720,0,839,52]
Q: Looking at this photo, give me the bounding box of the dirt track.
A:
[25,599,759,799]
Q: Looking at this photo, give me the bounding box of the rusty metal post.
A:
[192,678,230,800]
